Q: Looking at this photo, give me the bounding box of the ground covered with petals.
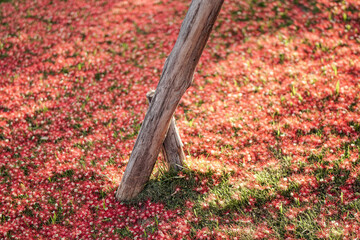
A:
[1,0,360,239]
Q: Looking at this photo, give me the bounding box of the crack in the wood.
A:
[182,1,200,44]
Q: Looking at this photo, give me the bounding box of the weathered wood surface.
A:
[115,0,224,201]
[146,90,185,171]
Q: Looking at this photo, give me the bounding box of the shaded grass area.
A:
[121,134,360,239]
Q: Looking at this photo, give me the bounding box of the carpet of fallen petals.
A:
[1,0,360,239]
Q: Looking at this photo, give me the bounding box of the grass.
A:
[116,131,360,239]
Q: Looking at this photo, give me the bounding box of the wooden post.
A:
[116,0,224,201]
[146,90,185,171]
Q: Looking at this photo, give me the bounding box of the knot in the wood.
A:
[146,90,155,103]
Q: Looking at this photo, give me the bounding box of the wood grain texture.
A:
[115,0,224,201]
[147,90,185,171]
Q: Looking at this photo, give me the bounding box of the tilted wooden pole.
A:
[116,0,224,201]
[147,90,185,171]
